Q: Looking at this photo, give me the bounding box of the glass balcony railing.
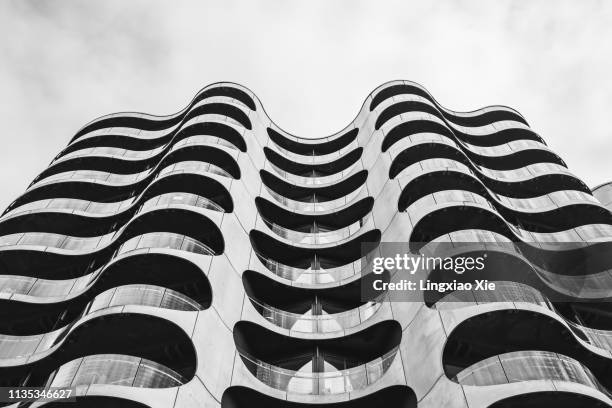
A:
[139,192,224,213]
[267,140,360,166]
[84,284,202,313]
[434,281,552,310]
[239,346,398,395]
[46,354,186,389]
[57,145,166,163]
[30,160,232,190]
[435,280,612,354]
[264,186,367,213]
[263,215,372,245]
[0,284,200,361]
[257,255,361,284]
[267,162,359,186]
[249,295,385,333]
[155,160,231,179]
[171,134,239,151]
[0,230,214,258]
[3,190,225,220]
[0,231,115,251]
[454,350,606,395]
[116,232,215,256]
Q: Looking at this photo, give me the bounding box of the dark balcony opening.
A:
[261,170,367,203]
[554,302,612,331]
[97,253,212,308]
[0,313,197,389]
[409,206,515,250]
[443,309,612,390]
[222,385,416,408]
[8,178,149,212]
[1,177,231,240]
[391,145,466,180]
[194,86,256,111]
[489,392,608,408]
[370,84,431,111]
[142,173,233,212]
[0,253,210,336]
[71,114,183,144]
[382,120,454,152]
[48,139,244,184]
[60,133,171,159]
[264,147,363,177]
[233,320,401,372]
[41,396,152,408]
[173,121,247,152]
[376,100,442,130]
[70,86,254,144]
[256,197,373,233]
[267,128,359,156]
[159,145,241,178]
[0,208,223,282]
[183,102,252,130]
[250,229,380,270]
[457,127,543,147]
[370,83,528,126]
[243,270,385,315]
[120,208,225,255]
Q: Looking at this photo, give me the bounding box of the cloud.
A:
[0,0,610,211]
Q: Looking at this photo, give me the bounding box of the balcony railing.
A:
[264,215,371,245]
[84,284,202,313]
[249,294,385,333]
[116,232,215,256]
[46,354,186,389]
[454,350,607,395]
[264,187,367,213]
[239,346,398,394]
[258,255,361,284]
[435,280,612,354]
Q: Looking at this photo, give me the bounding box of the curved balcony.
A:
[255,197,374,239]
[46,354,187,388]
[71,86,254,143]
[248,296,384,333]
[4,165,233,217]
[238,346,398,395]
[257,255,361,284]
[433,280,552,310]
[57,144,166,163]
[0,284,202,361]
[262,214,373,245]
[267,127,359,156]
[234,321,401,395]
[261,170,368,209]
[116,232,215,257]
[243,270,388,333]
[369,83,527,126]
[434,280,612,354]
[251,229,380,284]
[264,146,363,179]
[84,284,202,313]
[267,161,361,186]
[454,350,606,395]
[221,385,417,408]
[172,134,240,151]
[139,192,224,213]
[263,186,368,213]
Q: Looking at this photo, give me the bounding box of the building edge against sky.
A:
[0,80,611,407]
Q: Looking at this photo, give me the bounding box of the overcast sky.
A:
[0,0,610,211]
